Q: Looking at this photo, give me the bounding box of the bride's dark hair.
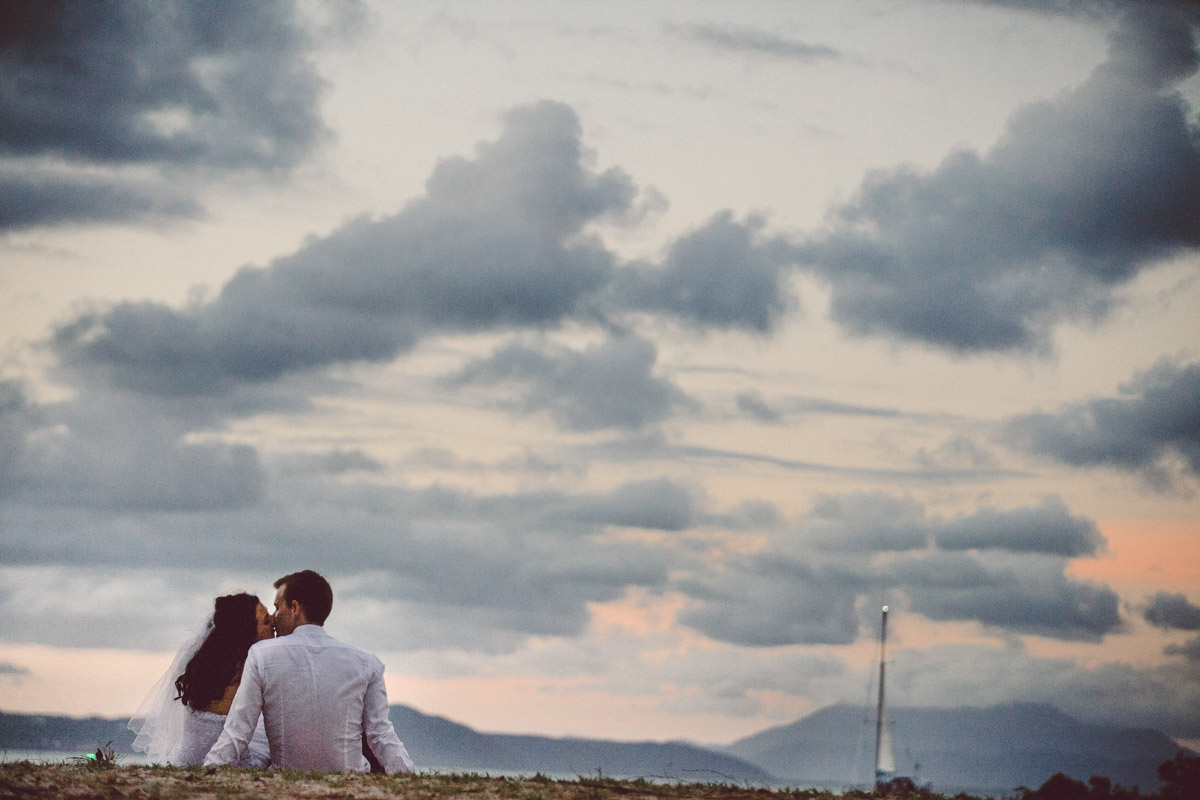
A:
[174,593,261,711]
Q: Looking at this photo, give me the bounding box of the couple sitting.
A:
[129,570,414,774]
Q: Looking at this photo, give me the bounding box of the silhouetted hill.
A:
[0,706,773,784]
[5,703,1191,792]
[388,705,774,782]
[723,702,1192,793]
[0,711,137,753]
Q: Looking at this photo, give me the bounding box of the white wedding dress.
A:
[170,708,269,766]
[129,617,270,767]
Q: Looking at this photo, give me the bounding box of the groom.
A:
[204,570,415,773]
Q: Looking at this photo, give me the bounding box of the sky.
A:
[1,0,1199,760]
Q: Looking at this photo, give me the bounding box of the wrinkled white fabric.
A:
[204,625,415,774]
[128,615,270,767]
[129,618,212,764]
[171,709,269,767]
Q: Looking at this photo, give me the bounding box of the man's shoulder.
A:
[260,627,382,662]
[321,631,384,664]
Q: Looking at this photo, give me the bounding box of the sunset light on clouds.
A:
[1,0,1198,752]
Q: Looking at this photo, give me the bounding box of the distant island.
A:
[2,702,1194,795]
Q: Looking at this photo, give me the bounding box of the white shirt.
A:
[204,625,415,774]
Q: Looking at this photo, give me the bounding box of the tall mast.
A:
[874,605,890,782]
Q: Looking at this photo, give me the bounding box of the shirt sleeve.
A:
[362,659,415,774]
[239,714,271,768]
[203,649,266,766]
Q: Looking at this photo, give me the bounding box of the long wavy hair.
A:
[174,593,261,711]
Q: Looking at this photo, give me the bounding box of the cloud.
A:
[677,558,865,647]
[959,1,1177,22]
[805,491,930,553]
[892,552,1121,641]
[447,333,697,431]
[736,391,783,424]
[0,163,202,229]
[736,392,904,425]
[572,432,1023,485]
[51,102,636,396]
[0,470,713,649]
[810,493,1102,557]
[674,493,1120,645]
[796,8,1200,352]
[611,212,799,333]
[1165,635,1200,663]
[0,0,330,230]
[0,662,29,676]
[1145,592,1200,631]
[932,496,1103,557]
[0,566,262,650]
[1,381,265,512]
[1003,359,1200,489]
[668,23,842,63]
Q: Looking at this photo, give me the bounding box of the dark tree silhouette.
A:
[1157,752,1200,800]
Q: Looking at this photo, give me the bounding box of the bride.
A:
[129,593,274,765]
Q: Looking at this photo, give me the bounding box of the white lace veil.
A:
[128,615,214,763]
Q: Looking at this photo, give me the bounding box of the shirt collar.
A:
[288,623,327,638]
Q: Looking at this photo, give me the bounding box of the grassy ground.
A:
[0,761,945,800]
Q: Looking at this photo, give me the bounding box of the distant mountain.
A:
[387,705,775,783]
[723,702,1192,793]
[0,706,773,784]
[4,702,1190,793]
[0,711,136,754]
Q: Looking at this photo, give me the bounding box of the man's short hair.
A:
[274,569,333,625]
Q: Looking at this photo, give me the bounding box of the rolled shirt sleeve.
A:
[362,661,414,774]
[204,648,265,766]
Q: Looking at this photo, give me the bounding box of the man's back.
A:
[206,625,414,773]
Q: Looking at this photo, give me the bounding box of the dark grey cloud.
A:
[892,552,1121,641]
[808,493,1101,557]
[805,491,930,553]
[447,334,696,431]
[677,557,864,647]
[1145,592,1200,631]
[0,165,202,229]
[932,496,1103,557]
[0,662,28,676]
[1165,635,1200,663]
[0,0,330,230]
[52,102,635,396]
[545,477,696,531]
[1003,359,1200,489]
[959,1,1166,21]
[0,382,265,512]
[0,471,704,649]
[668,23,842,63]
[796,9,1200,352]
[611,212,799,333]
[674,492,1119,645]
